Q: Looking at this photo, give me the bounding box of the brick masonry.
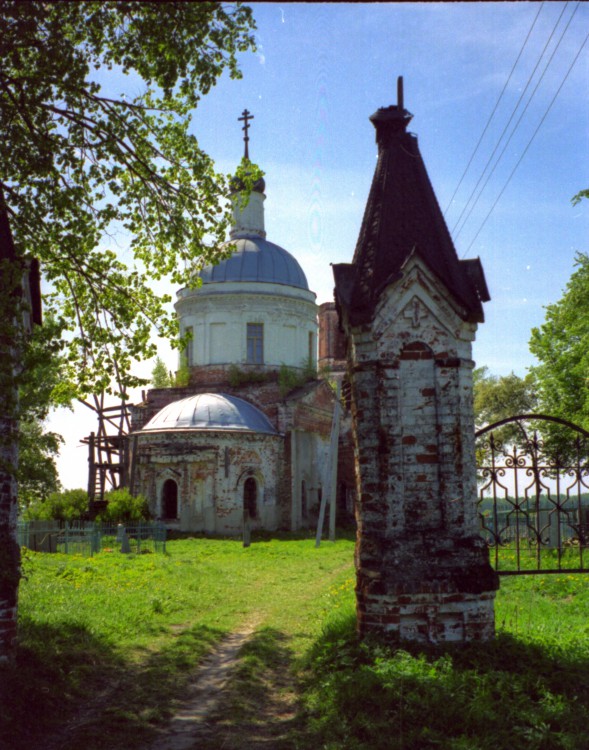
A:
[344,257,499,643]
[130,375,337,535]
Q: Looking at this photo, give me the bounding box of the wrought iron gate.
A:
[476,414,589,575]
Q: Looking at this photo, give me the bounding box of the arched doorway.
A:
[162,478,178,520]
[243,477,257,518]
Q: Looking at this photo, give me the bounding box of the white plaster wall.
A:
[176,283,318,370]
[290,429,331,529]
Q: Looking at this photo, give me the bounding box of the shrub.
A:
[278,357,317,397]
[23,488,89,521]
[97,488,151,523]
[227,364,269,387]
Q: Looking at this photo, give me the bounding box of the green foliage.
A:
[5,537,589,750]
[151,356,172,389]
[16,418,62,511]
[227,364,270,387]
[473,366,537,428]
[278,358,317,397]
[97,488,150,523]
[572,188,589,206]
[24,488,89,522]
[301,578,589,750]
[5,538,589,749]
[15,318,69,510]
[172,352,190,388]
[529,253,589,432]
[4,536,353,747]
[0,1,257,397]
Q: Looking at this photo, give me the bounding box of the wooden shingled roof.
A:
[333,79,489,327]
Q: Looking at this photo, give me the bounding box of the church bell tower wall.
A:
[176,283,317,373]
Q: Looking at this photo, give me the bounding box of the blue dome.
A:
[142,393,277,435]
[198,235,309,290]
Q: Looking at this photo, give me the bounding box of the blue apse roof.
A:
[142,393,278,435]
[198,235,309,290]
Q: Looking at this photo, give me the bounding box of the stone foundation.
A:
[357,590,496,643]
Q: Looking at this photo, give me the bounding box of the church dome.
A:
[142,393,277,434]
[198,235,309,290]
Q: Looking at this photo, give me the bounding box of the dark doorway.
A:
[243,477,257,518]
[162,478,178,519]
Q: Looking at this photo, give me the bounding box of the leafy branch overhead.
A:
[0,1,257,396]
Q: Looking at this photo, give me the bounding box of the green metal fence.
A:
[17,521,166,556]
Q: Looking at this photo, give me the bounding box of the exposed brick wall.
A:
[130,375,338,535]
[318,302,347,371]
[344,258,499,643]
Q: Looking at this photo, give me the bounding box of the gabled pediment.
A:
[372,254,479,349]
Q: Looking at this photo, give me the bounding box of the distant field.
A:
[2,534,589,749]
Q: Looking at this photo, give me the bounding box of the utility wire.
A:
[443,2,545,217]
[455,1,581,242]
[451,2,571,238]
[463,27,589,257]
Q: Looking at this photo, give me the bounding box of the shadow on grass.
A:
[299,611,589,750]
[0,617,226,750]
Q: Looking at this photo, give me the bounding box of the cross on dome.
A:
[238,108,254,160]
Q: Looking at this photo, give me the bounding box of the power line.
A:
[443,2,545,217]
[463,27,589,258]
[455,1,581,243]
[451,2,571,239]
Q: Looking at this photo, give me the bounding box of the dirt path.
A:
[147,623,301,750]
[145,623,258,750]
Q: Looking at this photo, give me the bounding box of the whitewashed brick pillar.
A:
[333,79,499,644]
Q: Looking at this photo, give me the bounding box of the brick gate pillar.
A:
[333,79,499,643]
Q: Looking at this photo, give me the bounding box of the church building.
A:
[128,116,351,535]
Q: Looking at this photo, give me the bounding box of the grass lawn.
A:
[2,534,589,749]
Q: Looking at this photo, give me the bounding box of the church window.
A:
[246,323,264,364]
[243,477,257,518]
[162,479,178,520]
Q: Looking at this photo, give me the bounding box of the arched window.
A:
[243,477,257,518]
[162,478,178,520]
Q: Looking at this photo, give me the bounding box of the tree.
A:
[24,489,88,522]
[16,419,62,512]
[529,253,589,431]
[473,367,537,429]
[151,356,172,389]
[0,1,257,661]
[16,317,69,512]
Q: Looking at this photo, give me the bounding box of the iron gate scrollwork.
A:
[475,414,589,575]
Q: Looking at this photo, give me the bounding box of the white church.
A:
[126,129,352,535]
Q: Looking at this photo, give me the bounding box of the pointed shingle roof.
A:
[333,81,489,326]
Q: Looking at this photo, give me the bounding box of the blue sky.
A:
[48,2,589,488]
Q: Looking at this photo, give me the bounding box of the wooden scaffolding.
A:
[80,392,133,514]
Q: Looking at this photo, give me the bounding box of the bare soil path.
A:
[146,623,301,750]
